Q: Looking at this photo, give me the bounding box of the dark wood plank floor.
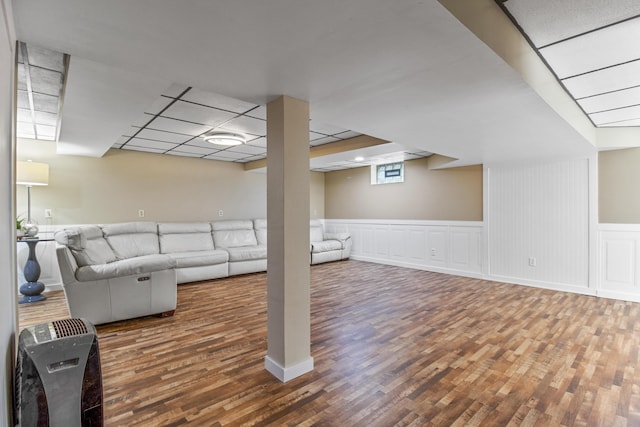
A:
[18,260,640,426]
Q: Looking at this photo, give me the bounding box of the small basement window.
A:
[371,162,404,185]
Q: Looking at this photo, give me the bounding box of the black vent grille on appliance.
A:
[53,318,89,337]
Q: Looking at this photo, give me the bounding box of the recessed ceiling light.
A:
[355,156,364,161]
[202,132,246,146]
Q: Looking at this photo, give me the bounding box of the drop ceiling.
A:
[12,0,607,170]
[16,42,68,141]
[111,83,432,171]
[499,0,640,128]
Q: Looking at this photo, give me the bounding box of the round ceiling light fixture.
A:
[202,132,246,146]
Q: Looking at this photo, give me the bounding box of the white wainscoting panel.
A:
[486,158,592,294]
[599,225,640,301]
[324,219,484,278]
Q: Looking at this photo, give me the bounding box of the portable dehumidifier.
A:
[15,318,103,426]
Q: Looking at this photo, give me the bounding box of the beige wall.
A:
[17,139,326,225]
[325,158,483,220]
[599,148,640,224]
[310,171,325,219]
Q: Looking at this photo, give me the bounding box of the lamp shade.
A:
[17,161,49,186]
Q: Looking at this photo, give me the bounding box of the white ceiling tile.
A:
[245,105,266,119]
[590,105,640,126]
[17,64,27,90]
[204,151,250,161]
[242,154,266,162]
[309,131,325,141]
[310,136,340,146]
[165,151,204,158]
[114,136,129,145]
[145,116,211,136]
[309,120,347,135]
[35,124,56,139]
[17,108,32,123]
[161,100,237,127]
[168,145,214,155]
[125,138,178,150]
[29,67,62,96]
[111,142,123,149]
[226,144,266,155]
[183,139,217,150]
[123,146,166,154]
[123,126,142,137]
[334,130,362,139]
[26,44,66,72]
[130,113,154,127]
[161,83,190,98]
[563,60,640,98]
[17,90,29,108]
[578,86,640,114]
[144,96,174,114]
[181,88,257,113]
[34,111,57,126]
[246,136,266,148]
[32,93,58,113]
[219,115,266,136]
[504,0,640,47]
[136,128,193,143]
[540,18,640,79]
[599,118,640,127]
[17,122,35,139]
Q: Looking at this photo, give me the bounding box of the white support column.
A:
[264,96,313,382]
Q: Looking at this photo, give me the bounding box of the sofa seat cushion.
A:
[166,250,228,268]
[76,254,175,282]
[311,240,342,253]
[225,246,267,262]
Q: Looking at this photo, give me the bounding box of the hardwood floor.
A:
[18,260,640,426]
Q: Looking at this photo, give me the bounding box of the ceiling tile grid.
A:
[114,85,412,168]
[500,1,640,128]
[16,42,68,141]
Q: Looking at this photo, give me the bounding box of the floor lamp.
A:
[16,160,49,237]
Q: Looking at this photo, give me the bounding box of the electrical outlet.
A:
[44,209,52,218]
[528,257,537,267]
[431,248,437,257]
[138,209,145,218]
[218,209,224,217]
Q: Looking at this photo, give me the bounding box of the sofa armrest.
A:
[56,245,80,286]
[324,232,351,243]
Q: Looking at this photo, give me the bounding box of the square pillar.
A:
[264,96,313,382]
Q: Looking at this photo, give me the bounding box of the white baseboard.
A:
[486,274,596,297]
[264,355,314,382]
[45,283,63,292]
[350,255,484,280]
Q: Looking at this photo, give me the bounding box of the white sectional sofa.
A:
[54,219,350,325]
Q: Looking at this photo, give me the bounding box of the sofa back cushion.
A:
[310,220,324,243]
[253,219,267,246]
[212,220,258,248]
[102,221,160,259]
[158,222,214,253]
[54,225,117,267]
